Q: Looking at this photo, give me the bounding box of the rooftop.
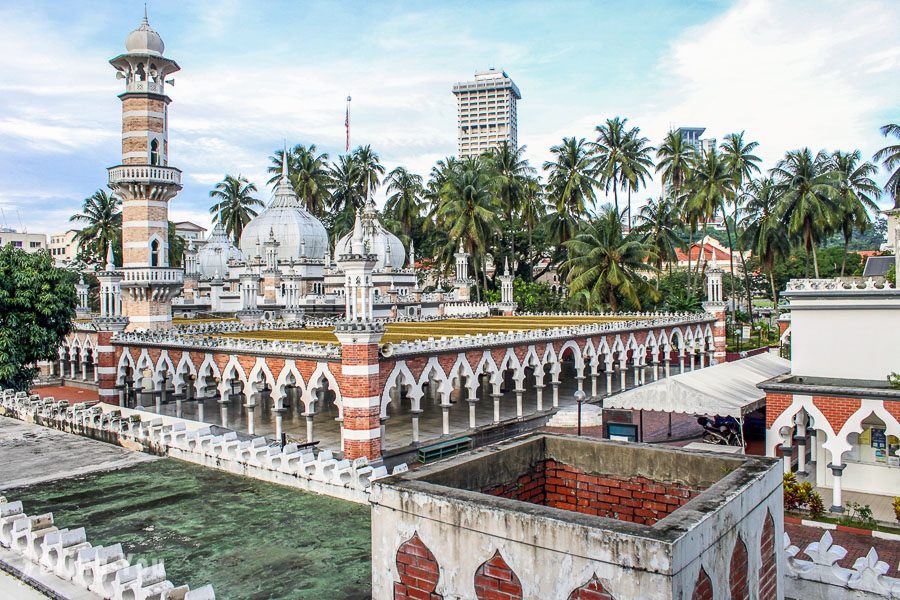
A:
[216,315,646,345]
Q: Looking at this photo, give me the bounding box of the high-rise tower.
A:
[107,12,183,330]
[453,69,521,158]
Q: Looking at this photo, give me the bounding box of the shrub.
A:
[893,497,900,523]
[783,472,824,518]
[842,501,877,529]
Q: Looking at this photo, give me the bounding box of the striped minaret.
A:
[107,12,183,330]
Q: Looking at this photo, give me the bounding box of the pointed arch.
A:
[173,353,197,396]
[381,361,418,414]
[474,551,521,600]
[153,350,176,387]
[218,355,248,395]
[274,359,306,403]
[195,353,221,398]
[116,349,136,386]
[247,357,276,393]
[304,362,342,414]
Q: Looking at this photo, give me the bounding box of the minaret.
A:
[454,239,472,302]
[107,11,183,330]
[499,257,515,314]
[702,248,727,364]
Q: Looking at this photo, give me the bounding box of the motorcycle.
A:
[697,415,741,446]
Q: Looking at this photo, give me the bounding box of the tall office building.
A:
[676,126,716,154]
[452,69,521,158]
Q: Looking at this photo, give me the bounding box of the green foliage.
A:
[841,501,877,529]
[0,247,77,390]
[893,497,900,523]
[886,265,896,286]
[209,174,263,245]
[889,372,900,389]
[71,189,121,265]
[511,279,564,313]
[783,472,825,519]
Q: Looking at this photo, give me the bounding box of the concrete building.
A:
[677,126,716,153]
[452,69,520,158]
[49,229,80,265]
[763,277,900,507]
[174,221,206,243]
[372,433,783,599]
[0,229,47,253]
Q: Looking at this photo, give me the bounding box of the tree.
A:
[352,145,385,203]
[519,176,546,278]
[209,175,263,245]
[634,196,682,279]
[543,137,598,246]
[656,129,697,285]
[433,157,500,298]
[620,126,655,229]
[771,149,838,278]
[267,144,331,217]
[874,123,900,208]
[328,154,364,242]
[720,132,761,313]
[742,177,790,301]
[563,206,657,311]
[487,142,535,265]
[593,117,630,215]
[689,148,735,288]
[168,221,185,267]
[830,150,880,275]
[384,166,424,239]
[70,190,121,265]
[0,246,77,390]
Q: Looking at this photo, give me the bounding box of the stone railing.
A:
[386,313,712,358]
[785,278,896,292]
[784,530,900,598]
[108,164,181,186]
[0,391,406,505]
[0,496,214,600]
[120,267,184,285]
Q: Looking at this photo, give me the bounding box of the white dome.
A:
[334,201,406,270]
[239,170,329,262]
[125,15,165,56]
[197,224,243,279]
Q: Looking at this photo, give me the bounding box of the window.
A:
[150,239,160,267]
[150,139,160,165]
[13,241,22,248]
[30,241,41,248]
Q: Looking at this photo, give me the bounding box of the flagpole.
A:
[345,96,351,152]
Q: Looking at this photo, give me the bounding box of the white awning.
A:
[604,352,790,418]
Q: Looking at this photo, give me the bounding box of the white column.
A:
[305,413,315,443]
[515,390,523,418]
[410,410,421,443]
[275,409,284,442]
[247,404,256,435]
[468,399,477,428]
[492,393,501,423]
[828,463,845,512]
[441,404,450,435]
[552,382,559,408]
[535,384,544,412]
[591,375,598,398]
[619,363,627,391]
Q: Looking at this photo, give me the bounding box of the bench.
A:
[416,437,472,464]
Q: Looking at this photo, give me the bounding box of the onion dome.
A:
[197,223,244,279]
[334,199,406,270]
[125,10,165,56]
[239,150,329,262]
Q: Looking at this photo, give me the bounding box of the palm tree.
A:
[634,196,682,280]
[771,149,838,278]
[352,145,385,203]
[620,126,655,229]
[689,148,735,289]
[487,142,535,265]
[267,144,331,217]
[70,189,122,265]
[742,177,790,301]
[519,176,546,278]
[328,154,364,242]
[593,117,630,215]
[208,175,263,245]
[563,206,657,311]
[167,221,185,267]
[656,129,697,284]
[874,123,900,208]
[384,166,424,239]
[434,158,500,299]
[830,150,880,275]
[543,137,598,246]
[720,132,761,313]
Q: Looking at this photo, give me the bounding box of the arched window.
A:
[150,239,160,267]
[150,139,160,165]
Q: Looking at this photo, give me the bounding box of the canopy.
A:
[604,352,790,418]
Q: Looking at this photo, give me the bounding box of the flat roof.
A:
[216,315,643,345]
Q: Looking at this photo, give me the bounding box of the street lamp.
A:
[574,390,586,436]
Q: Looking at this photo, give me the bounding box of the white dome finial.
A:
[282,142,289,180]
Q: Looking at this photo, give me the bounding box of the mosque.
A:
[52,13,723,463]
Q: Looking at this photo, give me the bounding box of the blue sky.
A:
[1,0,898,235]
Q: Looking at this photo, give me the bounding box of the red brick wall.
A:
[567,575,616,600]
[729,536,749,600]
[474,551,522,600]
[759,512,777,599]
[765,392,793,428]
[483,459,702,525]
[394,533,442,600]
[692,568,713,600]
[812,396,862,433]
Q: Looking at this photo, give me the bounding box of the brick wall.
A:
[765,392,793,428]
[394,533,442,600]
[691,568,713,600]
[567,575,616,600]
[483,459,702,525]
[812,396,862,432]
[474,551,522,600]
[759,512,777,599]
[729,536,749,600]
